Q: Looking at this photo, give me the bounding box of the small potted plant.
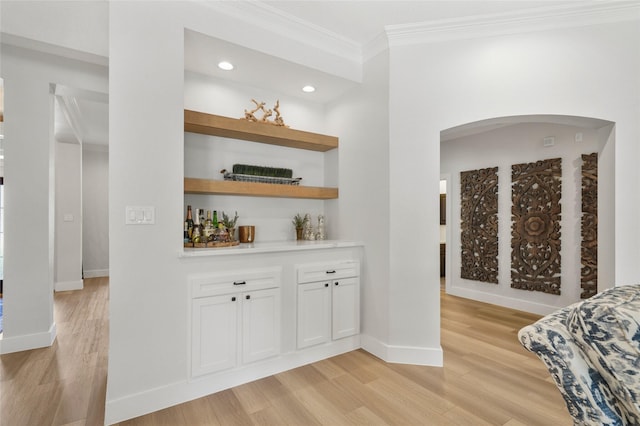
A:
[292,213,306,240]
[221,211,239,241]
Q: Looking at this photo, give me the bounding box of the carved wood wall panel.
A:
[511,158,562,295]
[460,167,499,283]
[581,153,598,299]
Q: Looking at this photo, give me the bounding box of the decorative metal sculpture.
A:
[511,158,562,295]
[303,213,315,240]
[460,167,499,283]
[316,214,326,241]
[243,99,288,127]
[581,153,598,299]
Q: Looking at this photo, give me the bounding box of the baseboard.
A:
[83,269,109,278]
[104,336,360,425]
[360,334,443,366]
[447,286,560,316]
[0,322,57,354]
[55,279,84,292]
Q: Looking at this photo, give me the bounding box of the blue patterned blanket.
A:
[519,284,640,426]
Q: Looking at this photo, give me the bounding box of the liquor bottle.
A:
[183,221,190,243]
[204,210,213,241]
[192,208,202,243]
[185,205,194,239]
[212,210,218,229]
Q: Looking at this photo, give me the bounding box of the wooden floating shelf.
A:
[185,178,339,200]
[184,109,338,152]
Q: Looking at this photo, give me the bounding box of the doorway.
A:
[439,179,447,290]
[440,115,614,314]
[53,85,109,289]
[1,78,4,333]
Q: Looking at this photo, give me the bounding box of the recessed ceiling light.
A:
[302,85,316,93]
[218,61,234,71]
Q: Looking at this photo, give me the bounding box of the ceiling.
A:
[258,1,582,46]
[45,0,605,146]
[184,29,359,104]
[184,0,588,104]
[53,85,109,147]
[441,115,614,142]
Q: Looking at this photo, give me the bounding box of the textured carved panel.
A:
[460,167,499,283]
[511,158,562,294]
[581,153,598,299]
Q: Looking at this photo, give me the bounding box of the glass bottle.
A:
[204,210,213,241]
[191,208,202,243]
[183,221,190,243]
[185,205,194,239]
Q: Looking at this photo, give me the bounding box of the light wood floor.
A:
[0,277,572,426]
[0,276,109,426]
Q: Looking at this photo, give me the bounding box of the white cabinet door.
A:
[192,294,238,377]
[242,288,281,364]
[332,277,360,340]
[297,281,331,349]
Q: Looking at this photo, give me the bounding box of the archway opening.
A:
[440,114,614,315]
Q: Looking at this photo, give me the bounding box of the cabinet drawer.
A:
[297,261,359,284]
[190,267,282,298]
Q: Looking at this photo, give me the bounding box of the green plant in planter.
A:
[232,164,293,178]
[292,213,306,240]
[292,213,306,229]
[221,211,239,228]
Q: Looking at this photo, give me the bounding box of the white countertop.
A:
[179,239,364,257]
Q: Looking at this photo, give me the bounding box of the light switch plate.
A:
[125,206,155,225]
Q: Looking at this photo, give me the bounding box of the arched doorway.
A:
[440,114,614,315]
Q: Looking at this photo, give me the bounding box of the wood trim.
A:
[184,110,338,152]
[184,178,338,199]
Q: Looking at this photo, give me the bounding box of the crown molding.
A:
[1,33,108,67]
[200,0,362,63]
[363,31,390,63]
[386,1,640,47]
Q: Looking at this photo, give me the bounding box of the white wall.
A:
[82,145,109,277]
[0,0,108,59]
[54,140,83,291]
[389,21,640,331]
[0,43,108,354]
[597,123,616,296]
[107,4,185,416]
[441,122,608,314]
[105,2,419,422]
[387,65,441,354]
[326,50,394,362]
